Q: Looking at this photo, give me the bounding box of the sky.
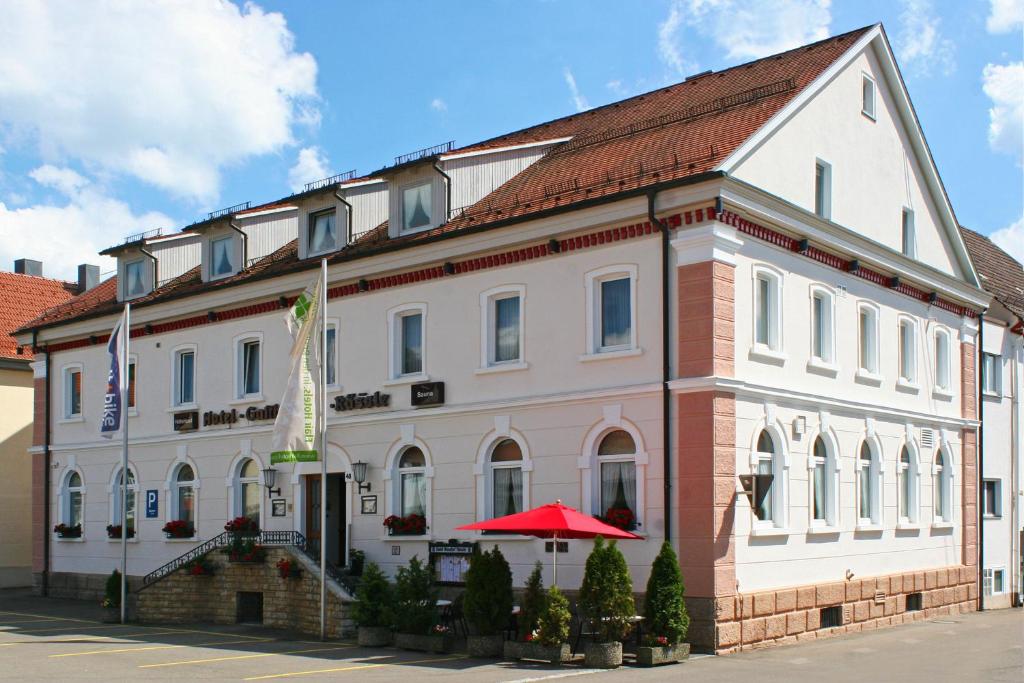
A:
[0,0,1021,281]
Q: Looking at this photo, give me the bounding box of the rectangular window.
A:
[400,313,423,375]
[981,353,1001,395]
[983,479,1001,517]
[599,461,637,519]
[935,332,950,390]
[814,160,831,219]
[899,321,915,382]
[858,463,871,520]
[599,277,631,350]
[755,457,773,522]
[175,350,195,405]
[65,368,82,417]
[994,569,1005,594]
[401,471,426,517]
[127,361,136,409]
[901,209,916,258]
[862,75,876,119]
[125,260,145,297]
[811,292,831,362]
[211,236,234,277]
[308,210,337,255]
[905,593,923,611]
[240,340,260,397]
[819,606,842,629]
[755,275,772,347]
[982,568,1005,595]
[177,486,194,525]
[859,307,878,373]
[325,325,337,386]
[812,460,827,521]
[493,295,521,363]
[402,183,432,231]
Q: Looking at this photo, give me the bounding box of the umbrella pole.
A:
[552,531,558,586]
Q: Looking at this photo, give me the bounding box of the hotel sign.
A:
[411,381,445,407]
[172,411,199,432]
[331,391,391,412]
[203,404,280,427]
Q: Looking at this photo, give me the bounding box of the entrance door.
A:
[304,474,347,566]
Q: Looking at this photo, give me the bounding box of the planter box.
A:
[357,626,392,647]
[637,643,690,667]
[503,640,571,664]
[466,634,504,658]
[584,641,623,669]
[100,607,120,624]
[394,632,452,654]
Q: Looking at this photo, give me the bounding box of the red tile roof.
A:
[960,226,1024,323]
[18,26,872,335]
[0,272,78,360]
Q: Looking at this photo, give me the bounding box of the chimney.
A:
[77,264,100,293]
[14,258,42,276]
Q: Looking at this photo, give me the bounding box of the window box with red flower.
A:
[276,558,302,579]
[106,524,135,539]
[162,520,194,539]
[53,523,82,539]
[383,514,427,536]
[599,507,636,531]
[184,557,215,577]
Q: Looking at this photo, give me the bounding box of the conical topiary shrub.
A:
[463,546,513,656]
[643,541,689,645]
[578,536,635,668]
[352,562,393,646]
[517,562,544,641]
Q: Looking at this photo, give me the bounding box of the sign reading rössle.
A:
[203,404,280,427]
[331,391,390,412]
[411,381,445,407]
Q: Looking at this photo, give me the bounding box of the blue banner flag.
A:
[100,308,127,438]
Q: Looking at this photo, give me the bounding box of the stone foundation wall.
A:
[43,570,119,602]
[135,547,353,639]
[706,564,977,653]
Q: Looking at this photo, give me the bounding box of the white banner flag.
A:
[270,276,322,464]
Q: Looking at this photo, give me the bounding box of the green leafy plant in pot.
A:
[463,546,513,657]
[352,562,393,647]
[100,569,123,622]
[391,555,446,652]
[578,535,635,669]
[638,541,691,666]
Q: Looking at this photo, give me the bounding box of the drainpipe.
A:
[334,190,353,245]
[432,162,452,222]
[139,246,158,290]
[1013,335,1022,607]
[648,191,672,544]
[229,220,248,269]
[978,313,986,611]
[34,330,51,596]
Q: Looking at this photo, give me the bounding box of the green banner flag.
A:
[270,276,321,464]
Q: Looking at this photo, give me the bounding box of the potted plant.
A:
[638,542,690,666]
[227,541,266,563]
[383,514,426,536]
[352,562,393,646]
[515,586,571,664]
[53,523,81,539]
[391,556,448,653]
[276,557,302,579]
[106,524,135,539]
[464,546,513,657]
[224,517,264,562]
[578,536,635,669]
[184,556,215,577]
[601,507,635,530]
[504,561,544,660]
[100,569,123,622]
[162,520,194,539]
[348,549,365,576]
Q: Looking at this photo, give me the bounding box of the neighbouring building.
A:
[0,260,81,587]
[14,24,999,650]
[960,227,1023,609]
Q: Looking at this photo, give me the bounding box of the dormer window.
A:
[210,236,235,278]
[125,260,146,298]
[402,182,432,232]
[308,209,338,256]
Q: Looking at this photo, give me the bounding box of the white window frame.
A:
[750,264,785,362]
[578,420,648,530]
[209,235,237,280]
[933,327,953,396]
[983,478,1002,518]
[400,180,433,234]
[981,353,1002,396]
[324,318,340,389]
[814,158,832,220]
[807,432,839,530]
[59,468,86,534]
[383,438,434,535]
[233,333,264,402]
[124,258,148,299]
[230,456,263,523]
[856,301,882,383]
[749,425,789,532]
[166,460,200,539]
[861,73,876,120]
[61,363,84,421]
[983,567,1006,595]
[808,285,837,375]
[582,264,639,360]
[932,447,953,524]
[856,438,882,527]
[473,428,533,524]
[307,207,340,258]
[108,464,139,537]
[478,285,527,371]
[897,442,920,525]
[171,344,198,409]
[901,208,916,259]
[897,317,919,390]
[386,303,428,383]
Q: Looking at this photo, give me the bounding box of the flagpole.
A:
[120,303,130,624]
[319,258,327,641]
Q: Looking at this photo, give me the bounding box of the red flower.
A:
[162,520,194,538]
[602,507,635,530]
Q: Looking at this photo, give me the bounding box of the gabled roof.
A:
[19,25,875,335]
[0,272,78,359]
[960,226,1024,323]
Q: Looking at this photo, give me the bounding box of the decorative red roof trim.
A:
[717,210,977,318]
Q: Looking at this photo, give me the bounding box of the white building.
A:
[16,24,999,650]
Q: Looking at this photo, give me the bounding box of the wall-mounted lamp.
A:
[348,460,371,493]
[262,467,281,498]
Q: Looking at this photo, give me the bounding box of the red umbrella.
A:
[456,500,640,585]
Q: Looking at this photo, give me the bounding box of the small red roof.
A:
[0,272,78,360]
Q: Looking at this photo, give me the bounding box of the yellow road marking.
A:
[243,655,466,680]
[0,629,186,647]
[139,644,356,669]
[51,636,274,658]
[0,611,97,624]
[0,618,65,625]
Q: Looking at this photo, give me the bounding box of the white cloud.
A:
[287,147,331,194]
[0,0,318,204]
[680,0,831,62]
[658,1,692,75]
[987,0,1024,33]
[894,0,955,76]
[990,215,1024,264]
[606,80,628,97]
[0,168,172,279]
[982,61,1024,164]
[430,98,447,113]
[563,67,590,112]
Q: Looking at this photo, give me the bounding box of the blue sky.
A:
[0,0,1021,279]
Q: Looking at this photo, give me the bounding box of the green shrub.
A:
[463,546,513,636]
[102,569,122,609]
[643,542,689,645]
[351,562,392,628]
[518,562,545,640]
[578,535,636,642]
[536,586,570,646]
[390,555,437,635]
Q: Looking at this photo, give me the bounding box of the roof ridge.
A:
[0,270,76,286]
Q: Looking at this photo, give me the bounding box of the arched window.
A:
[858,441,880,524]
[934,449,951,522]
[754,430,777,524]
[596,430,638,527]
[809,437,832,525]
[235,459,260,522]
[488,439,523,518]
[898,446,918,523]
[62,471,84,530]
[173,464,196,526]
[398,447,427,518]
[112,467,138,532]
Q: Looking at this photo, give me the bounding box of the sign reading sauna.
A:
[203,404,280,427]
